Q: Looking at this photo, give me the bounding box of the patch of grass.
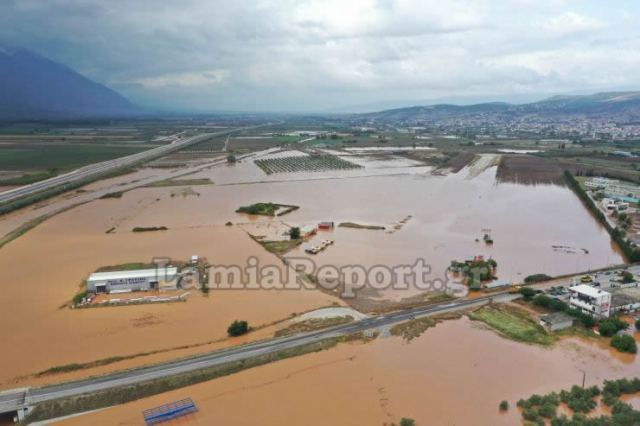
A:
[95,262,157,272]
[132,226,168,232]
[338,222,386,230]
[144,178,214,187]
[260,239,302,255]
[0,144,150,172]
[0,170,57,185]
[236,202,300,217]
[390,312,462,341]
[0,215,49,249]
[275,316,354,337]
[236,202,279,216]
[99,191,123,199]
[469,304,555,346]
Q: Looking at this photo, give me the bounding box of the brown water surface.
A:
[58,317,640,426]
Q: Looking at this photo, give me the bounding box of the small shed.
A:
[540,313,574,332]
[318,221,334,230]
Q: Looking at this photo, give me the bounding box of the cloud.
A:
[0,0,638,111]
[135,70,229,88]
[542,12,606,37]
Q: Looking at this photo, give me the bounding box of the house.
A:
[540,313,574,331]
[601,198,629,212]
[569,284,611,318]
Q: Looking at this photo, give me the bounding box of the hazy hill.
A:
[0,49,141,120]
[362,92,640,122]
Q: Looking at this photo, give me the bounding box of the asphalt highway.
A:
[0,126,257,205]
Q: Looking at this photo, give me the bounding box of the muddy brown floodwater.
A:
[0,193,341,387]
[114,160,623,305]
[58,317,640,426]
[0,154,624,390]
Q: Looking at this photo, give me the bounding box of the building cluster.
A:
[563,278,640,320]
[351,116,640,141]
[586,177,640,205]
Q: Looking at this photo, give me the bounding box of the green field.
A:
[469,305,555,346]
[0,144,153,172]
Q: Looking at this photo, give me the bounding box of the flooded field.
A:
[113,156,623,307]
[58,316,640,426]
[0,195,340,386]
[0,150,624,388]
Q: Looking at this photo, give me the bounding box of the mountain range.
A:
[1,49,640,122]
[0,49,141,120]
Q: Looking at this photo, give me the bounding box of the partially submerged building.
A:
[569,284,611,318]
[86,266,179,294]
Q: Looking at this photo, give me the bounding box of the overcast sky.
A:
[1,0,639,112]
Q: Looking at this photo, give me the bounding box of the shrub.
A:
[399,418,416,426]
[522,407,541,422]
[499,400,509,411]
[566,396,597,413]
[539,402,557,418]
[72,291,88,305]
[599,317,628,337]
[519,287,536,300]
[289,226,301,240]
[533,294,552,308]
[524,274,552,284]
[621,271,635,284]
[227,320,250,337]
[548,298,569,312]
[611,334,637,353]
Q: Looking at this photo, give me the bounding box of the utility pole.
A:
[578,369,586,388]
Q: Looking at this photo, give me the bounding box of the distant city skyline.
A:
[1,0,639,113]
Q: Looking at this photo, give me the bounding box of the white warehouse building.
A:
[86,267,179,294]
[569,284,611,318]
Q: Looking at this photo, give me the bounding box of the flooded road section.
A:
[58,317,640,426]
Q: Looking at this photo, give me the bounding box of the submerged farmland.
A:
[255,154,362,174]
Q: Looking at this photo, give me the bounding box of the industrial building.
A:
[569,284,611,318]
[86,266,179,294]
[611,287,640,314]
